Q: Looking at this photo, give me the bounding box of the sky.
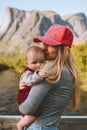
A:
[0,0,87,25]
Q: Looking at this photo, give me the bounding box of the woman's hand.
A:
[38,69,48,78]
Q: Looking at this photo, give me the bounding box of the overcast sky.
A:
[0,0,87,25]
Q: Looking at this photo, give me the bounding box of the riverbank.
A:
[0,70,87,115]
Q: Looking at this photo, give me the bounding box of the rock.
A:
[63,13,87,33]
[0,7,87,54]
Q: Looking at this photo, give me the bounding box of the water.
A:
[0,70,87,116]
[0,70,20,115]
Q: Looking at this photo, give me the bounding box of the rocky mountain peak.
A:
[0,7,87,54]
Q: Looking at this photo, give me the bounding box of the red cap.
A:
[33,24,73,48]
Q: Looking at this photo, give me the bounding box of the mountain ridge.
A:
[0,7,87,54]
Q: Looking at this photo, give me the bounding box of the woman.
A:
[19,24,80,130]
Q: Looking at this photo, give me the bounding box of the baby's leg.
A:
[17,115,36,130]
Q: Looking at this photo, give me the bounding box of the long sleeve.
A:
[23,70,43,86]
[19,66,75,126]
[19,80,52,115]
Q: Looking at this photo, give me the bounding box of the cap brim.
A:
[33,36,61,46]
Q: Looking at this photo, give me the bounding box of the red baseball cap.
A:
[33,24,73,48]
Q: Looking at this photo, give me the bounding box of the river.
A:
[0,70,20,115]
[0,70,87,115]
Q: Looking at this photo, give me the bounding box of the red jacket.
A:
[16,68,34,104]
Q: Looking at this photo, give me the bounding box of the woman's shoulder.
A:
[62,65,71,75]
[61,65,74,84]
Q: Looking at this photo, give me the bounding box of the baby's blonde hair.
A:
[26,46,46,62]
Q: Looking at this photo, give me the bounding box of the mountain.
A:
[0,7,87,55]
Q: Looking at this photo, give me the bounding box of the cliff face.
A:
[62,13,87,43]
[0,7,87,54]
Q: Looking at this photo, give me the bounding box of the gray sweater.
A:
[19,66,74,126]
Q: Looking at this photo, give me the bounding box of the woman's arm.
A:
[19,81,51,115]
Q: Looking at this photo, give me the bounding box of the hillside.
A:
[0,7,87,55]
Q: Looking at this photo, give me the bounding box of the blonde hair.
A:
[26,46,45,62]
[45,45,80,112]
[26,45,80,111]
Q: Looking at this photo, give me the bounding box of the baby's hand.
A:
[38,69,48,78]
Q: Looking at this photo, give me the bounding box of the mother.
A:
[19,24,80,130]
